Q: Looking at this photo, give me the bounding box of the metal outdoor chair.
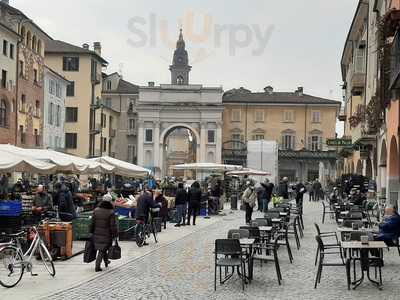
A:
[286,215,301,250]
[227,229,250,239]
[214,239,246,291]
[322,201,336,223]
[314,235,348,289]
[314,223,342,266]
[252,234,284,285]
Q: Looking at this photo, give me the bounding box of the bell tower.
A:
[169,29,191,85]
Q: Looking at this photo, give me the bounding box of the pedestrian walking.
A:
[277,177,289,200]
[242,181,257,224]
[261,178,274,212]
[187,181,202,225]
[174,183,187,227]
[294,179,306,211]
[312,179,322,201]
[89,195,118,272]
[155,189,168,229]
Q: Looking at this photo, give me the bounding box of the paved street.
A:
[38,197,400,300]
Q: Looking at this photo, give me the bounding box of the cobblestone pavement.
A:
[44,197,400,300]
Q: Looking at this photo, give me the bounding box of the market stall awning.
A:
[172,163,244,172]
[0,145,115,174]
[226,168,271,176]
[90,156,151,178]
[0,149,56,174]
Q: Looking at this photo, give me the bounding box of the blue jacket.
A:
[377,214,400,243]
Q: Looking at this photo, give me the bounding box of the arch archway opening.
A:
[356,160,363,175]
[388,136,400,207]
[163,126,197,178]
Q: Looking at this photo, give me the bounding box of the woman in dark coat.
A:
[90,199,118,272]
[155,190,168,229]
[187,181,202,226]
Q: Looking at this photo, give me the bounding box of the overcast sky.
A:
[13,0,357,134]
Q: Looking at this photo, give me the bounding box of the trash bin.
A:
[231,194,238,210]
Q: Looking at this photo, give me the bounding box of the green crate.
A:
[118,217,136,232]
[72,217,92,240]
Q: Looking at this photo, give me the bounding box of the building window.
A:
[282,134,295,150]
[231,109,241,122]
[177,75,184,85]
[49,80,55,95]
[128,118,135,130]
[1,70,6,88]
[105,97,112,108]
[106,80,112,90]
[66,107,78,122]
[3,40,8,56]
[9,44,14,59]
[48,102,54,125]
[21,94,26,113]
[63,57,80,71]
[283,110,295,122]
[309,135,323,151]
[101,113,106,128]
[34,129,40,146]
[312,111,321,123]
[37,40,42,55]
[232,133,243,150]
[56,105,61,127]
[102,137,107,152]
[35,100,40,118]
[0,99,7,127]
[26,31,31,48]
[66,81,75,97]
[127,144,136,163]
[32,36,37,52]
[145,128,153,143]
[19,125,25,144]
[19,60,24,77]
[255,110,264,122]
[33,69,38,83]
[56,81,61,98]
[207,130,216,144]
[65,133,77,149]
[253,134,264,141]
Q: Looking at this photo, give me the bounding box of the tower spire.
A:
[170,29,191,85]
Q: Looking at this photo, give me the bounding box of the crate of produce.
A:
[72,217,92,240]
[118,217,136,232]
[115,206,135,217]
[0,201,22,216]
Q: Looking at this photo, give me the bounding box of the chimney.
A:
[93,42,101,55]
[82,43,89,50]
[264,86,273,95]
[148,81,155,87]
[296,86,303,96]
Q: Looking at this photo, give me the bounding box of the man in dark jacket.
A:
[58,184,76,221]
[187,181,202,225]
[375,207,400,246]
[135,190,160,224]
[155,190,168,229]
[277,177,289,199]
[261,179,274,212]
[90,199,118,272]
[294,180,306,210]
[174,183,188,227]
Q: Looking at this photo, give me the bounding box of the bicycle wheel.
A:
[0,246,24,288]
[135,224,145,247]
[39,242,55,277]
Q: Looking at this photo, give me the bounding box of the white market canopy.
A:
[172,163,244,172]
[0,144,113,174]
[90,156,151,178]
[226,168,271,176]
[0,149,56,174]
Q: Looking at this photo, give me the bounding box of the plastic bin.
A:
[0,201,22,216]
[72,217,92,240]
[115,206,135,217]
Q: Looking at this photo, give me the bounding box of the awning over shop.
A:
[226,168,271,176]
[172,163,243,172]
[90,156,151,178]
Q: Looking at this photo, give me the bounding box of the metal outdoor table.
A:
[259,226,274,241]
[341,241,386,290]
[240,238,255,281]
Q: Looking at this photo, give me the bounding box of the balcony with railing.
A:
[349,104,375,146]
[349,56,366,89]
[127,128,136,136]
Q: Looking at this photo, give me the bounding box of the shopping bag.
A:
[108,239,121,260]
[83,238,96,263]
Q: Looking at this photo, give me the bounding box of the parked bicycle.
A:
[135,208,159,247]
[0,220,55,288]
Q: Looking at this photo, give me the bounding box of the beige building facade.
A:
[222,87,341,183]
[45,40,114,158]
